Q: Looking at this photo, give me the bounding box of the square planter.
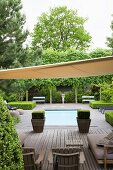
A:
[31,110,45,133]
[31,118,45,133]
[77,118,91,133]
[77,110,91,133]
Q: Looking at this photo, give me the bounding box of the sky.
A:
[21,0,113,50]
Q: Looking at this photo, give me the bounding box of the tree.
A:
[0,0,28,68]
[32,6,91,51]
[106,15,113,54]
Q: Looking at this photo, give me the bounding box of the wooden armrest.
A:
[23,147,35,153]
[35,150,45,164]
[104,145,113,148]
[23,152,34,156]
[53,152,79,157]
[80,151,85,164]
[48,150,53,164]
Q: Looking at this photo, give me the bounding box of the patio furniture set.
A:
[18,130,113,170]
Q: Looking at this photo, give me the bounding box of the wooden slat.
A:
[18,127,113,170]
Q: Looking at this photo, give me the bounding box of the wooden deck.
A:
[16,104,113,170]
[17,127,113,170]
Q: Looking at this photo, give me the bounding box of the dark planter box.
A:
[31,118,45,133]
[77,118,91,133]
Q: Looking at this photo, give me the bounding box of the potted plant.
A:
[31,110,45,133]
[77,110,91,133]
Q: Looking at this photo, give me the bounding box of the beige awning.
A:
[0,56,113,79]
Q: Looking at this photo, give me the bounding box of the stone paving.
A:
[16,103,113,131]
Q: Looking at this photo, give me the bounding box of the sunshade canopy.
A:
[0,56,113,79]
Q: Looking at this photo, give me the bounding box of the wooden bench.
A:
[98,106,113,114]
[32,96,45,103]
[82,96,95,103]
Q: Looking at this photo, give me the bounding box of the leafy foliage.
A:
[8,101,36,110]
[90,101,113,109]
[41,48,90,64]
[32,6,91,51]
[0,96,24,169]
[77,110,90,119]
[90,48,112,58]
[105,111,113,126]
[0,0,28,68]
[101,82,113,102]
[65,91,75,103]
[32,110,45,119]
[106,15,113,53]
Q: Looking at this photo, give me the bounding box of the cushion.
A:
[17,109,24,115]
[106,131,113,140]
[10,110,20,118]
[96,131,113,147]
[87,134,113,160]
[107,140,113,154]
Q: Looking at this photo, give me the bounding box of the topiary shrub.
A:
[77,110,90,119]
[32,110,45,119]
[90,101,113,109]
[0,96,24,169]
[105,111,113,126]
[8,101,36,110]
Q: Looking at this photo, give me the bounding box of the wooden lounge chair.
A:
[22,147,44,170]
[48,147,81,170]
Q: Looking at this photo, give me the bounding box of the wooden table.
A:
[66,139,85,164]
[66,139,83,147]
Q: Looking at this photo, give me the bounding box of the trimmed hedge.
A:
[8,101,36,110]
[105,111,113,126]
[32,110,45,119]
[0,96,24,169]
[77,110,90,119]
[90,101,113,109]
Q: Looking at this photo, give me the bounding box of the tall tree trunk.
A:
[50,89,52,104]
[26,90,28,101]
[100,87,102,101]
[75,87,78,103]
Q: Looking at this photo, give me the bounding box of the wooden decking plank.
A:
[42,129,53,170]
[18,127,113,169]
[21,127,113,170]
[16,103,113,169]
[47,129,58,170]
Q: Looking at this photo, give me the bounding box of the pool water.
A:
[45,109,77,126]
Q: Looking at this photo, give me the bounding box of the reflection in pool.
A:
[45,109,77,126]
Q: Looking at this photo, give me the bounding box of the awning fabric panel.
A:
[0,56,113,79]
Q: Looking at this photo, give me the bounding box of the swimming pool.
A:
[45,109,77,126]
